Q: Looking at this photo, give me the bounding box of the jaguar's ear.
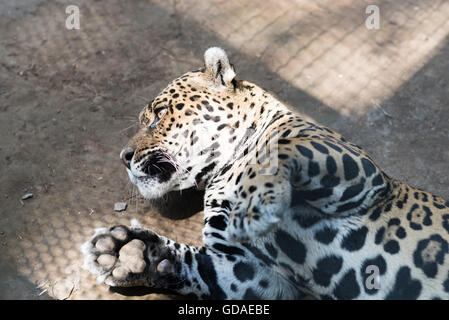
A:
[204,47,236,88]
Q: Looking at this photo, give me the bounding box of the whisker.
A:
[115,115,138,121]
[135,187,139,213]
[133,95,150,103]
[157,158,179,171]
[118,123,138,133]
[152,163,163,172]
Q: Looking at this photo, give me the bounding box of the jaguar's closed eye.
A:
[151,106,168,128]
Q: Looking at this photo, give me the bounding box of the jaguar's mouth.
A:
[138,152,179,183]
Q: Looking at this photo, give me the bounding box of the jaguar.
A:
[82,47,449,299]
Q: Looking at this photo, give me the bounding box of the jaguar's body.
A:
[82,48,449,299]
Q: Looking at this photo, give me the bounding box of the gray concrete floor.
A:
[0,0,448,299]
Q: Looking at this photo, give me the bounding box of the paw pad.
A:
[95,237,115,251]
[97,254,116,269]
[111,226,128,241]
[157,259,174,275]
[112,266,131,280]
[118,239,147,273]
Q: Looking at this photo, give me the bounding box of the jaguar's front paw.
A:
[81,220,181,288]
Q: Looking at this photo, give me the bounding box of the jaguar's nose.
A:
[120,147,135,169]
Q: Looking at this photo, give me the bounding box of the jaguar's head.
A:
[121,47,246,199]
